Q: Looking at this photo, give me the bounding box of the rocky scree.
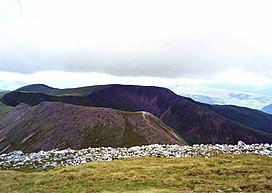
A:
[0,141,271,170]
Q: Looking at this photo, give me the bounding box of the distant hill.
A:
[0,102,185,153]
[16,84,109,96]
[2,84,272,145]
[262,104,272,115]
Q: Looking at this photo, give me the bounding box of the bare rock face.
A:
[0,102,185,153]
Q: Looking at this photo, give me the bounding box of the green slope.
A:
[0,154,271,192]
[0,101,10,121]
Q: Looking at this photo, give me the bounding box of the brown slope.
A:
[0,102,185,153]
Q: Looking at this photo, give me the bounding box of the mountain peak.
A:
[16,84,56,92]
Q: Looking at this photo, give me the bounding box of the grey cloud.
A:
[1,35,272,79]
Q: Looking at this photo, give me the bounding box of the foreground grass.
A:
[0,154,271,193]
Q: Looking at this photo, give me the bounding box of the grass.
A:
[0,101,10,120]
[80,123,148,148]
[0,154,271,192]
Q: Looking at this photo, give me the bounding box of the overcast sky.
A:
[1,0,272,89]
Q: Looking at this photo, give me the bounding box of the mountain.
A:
[262,104,272,115]
[15,84,109,96]
[0,102,185,153]
[16,83,272,109]
[2,84,272,145]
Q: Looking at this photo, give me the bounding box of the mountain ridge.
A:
[0,102,185,153]
[2,84,272,145]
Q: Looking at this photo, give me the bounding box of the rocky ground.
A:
[0,141,271,170]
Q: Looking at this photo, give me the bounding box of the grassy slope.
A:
[0,101,10,121]
[0,154,271,193]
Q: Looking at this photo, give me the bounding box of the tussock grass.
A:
[0,154,271,192]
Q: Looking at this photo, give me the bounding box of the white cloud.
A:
[216,68,272,85]
[0,70,212,90]
[1,0,272,82]
[1,69,272,91]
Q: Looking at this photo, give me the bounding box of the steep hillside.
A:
[0,102,10,122]
[204,104,272,134]
[262,104,272,115]
[86,85,272,144]
[1,91,92,107]
[0,102,185,153]
[3,84,272,144]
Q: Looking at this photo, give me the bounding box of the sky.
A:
[1,0,272,90]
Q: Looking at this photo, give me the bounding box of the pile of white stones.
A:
[0,141,271,170]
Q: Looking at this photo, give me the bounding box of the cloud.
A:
[1,0,272,81]
[0,70,213,91]
[1,33,272,81]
